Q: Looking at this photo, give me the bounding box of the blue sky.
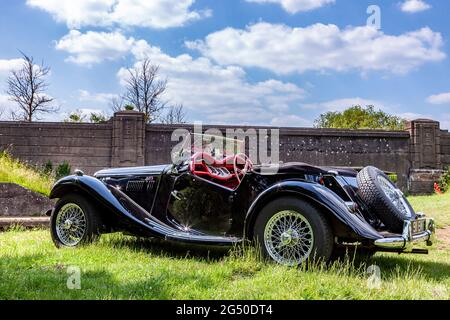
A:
[0,0,450,128]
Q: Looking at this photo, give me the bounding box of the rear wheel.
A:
[254,197,333,267]
[51,194,101,248]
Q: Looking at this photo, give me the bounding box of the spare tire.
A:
[357,166,415,233]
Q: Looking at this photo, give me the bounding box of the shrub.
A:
[55,161,71,180]
[388,173,398,184]
[438,168,450,193]
[42,160,53,175]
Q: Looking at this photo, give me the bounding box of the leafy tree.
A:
[89,112,107,123]
[64,110,86,123]
[314,105,406,130]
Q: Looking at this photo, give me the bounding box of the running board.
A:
[145,218,241,246]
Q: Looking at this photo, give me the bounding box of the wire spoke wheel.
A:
[377,176,412,218]
[55,203,87,247]
[264,210,314,266]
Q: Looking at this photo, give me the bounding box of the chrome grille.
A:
[126,180,145,192]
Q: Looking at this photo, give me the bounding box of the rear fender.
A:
[245,181,382,240]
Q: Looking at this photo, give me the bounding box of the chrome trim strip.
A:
[94,165,170,177]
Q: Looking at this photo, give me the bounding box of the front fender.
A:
[50,175,153,232]
[245,180,382,240]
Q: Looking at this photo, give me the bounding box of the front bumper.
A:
[374,217,435,252]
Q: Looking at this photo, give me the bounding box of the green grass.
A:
[0,152,448,299]
[409,192,450,228]
[0,229,448,300]
[0,151,54,196]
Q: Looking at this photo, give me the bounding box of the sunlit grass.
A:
[409,192,450,228]
[0,229,448,300]
[0,151,54,196]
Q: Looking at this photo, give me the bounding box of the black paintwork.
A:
[50,162,386,247]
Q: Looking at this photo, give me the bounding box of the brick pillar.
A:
[407,119,444,194]
[111,111,145,168]
[407,119,441,169]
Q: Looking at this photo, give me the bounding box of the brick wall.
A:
[441,130,450,168]
[0,121,112,173]
[0,111,447,194]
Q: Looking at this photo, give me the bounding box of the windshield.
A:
[172,133,245,165]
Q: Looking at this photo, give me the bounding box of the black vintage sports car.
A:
[48,134,435,266]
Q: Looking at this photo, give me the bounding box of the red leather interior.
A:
[190,152,243,189]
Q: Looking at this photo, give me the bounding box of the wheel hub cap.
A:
[63,219,73,230]
[281,230,300,246]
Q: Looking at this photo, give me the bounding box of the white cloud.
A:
[187,22,445,75]
[302,97,386,112]
[271,114,312,127]
[55,30,136,65]
[78,89,118,104]
[246,0,334,13]
[397,112,432,120]
[118,40,307,126]
[427,92,450,105]
[441,114,450,130]
[26,0,211,29]
[400,0,431,13]
[0,94,16,120]
[0,58,24,79]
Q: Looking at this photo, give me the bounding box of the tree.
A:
[64,110,107,123]
[121,58,167,123]
[109,96,125,113]
[89,112,107,123]
[314,105,406,130]
[6,52,58,122]
[160,104,186,124]
[64,110,86,123]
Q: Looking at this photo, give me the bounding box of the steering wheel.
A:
[233,153,253,184]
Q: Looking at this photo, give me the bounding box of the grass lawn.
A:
[409,192,450,228]
[0,229,448,300]
[0,153,448,299]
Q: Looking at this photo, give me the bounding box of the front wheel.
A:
[51,194,101,248]
[254,197,334,267]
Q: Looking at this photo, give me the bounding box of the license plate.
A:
[411,219,427,235]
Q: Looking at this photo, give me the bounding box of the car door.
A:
[167,172,234,236]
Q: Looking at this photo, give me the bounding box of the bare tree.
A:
[6,52,58,122]
[109,96,126,113]
[122,58,167,123]
[161,104,186,124]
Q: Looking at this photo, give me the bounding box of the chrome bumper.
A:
[374,218,435,251]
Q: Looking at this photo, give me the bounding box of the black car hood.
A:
[94,165,171,178]
[253,162,357,177]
